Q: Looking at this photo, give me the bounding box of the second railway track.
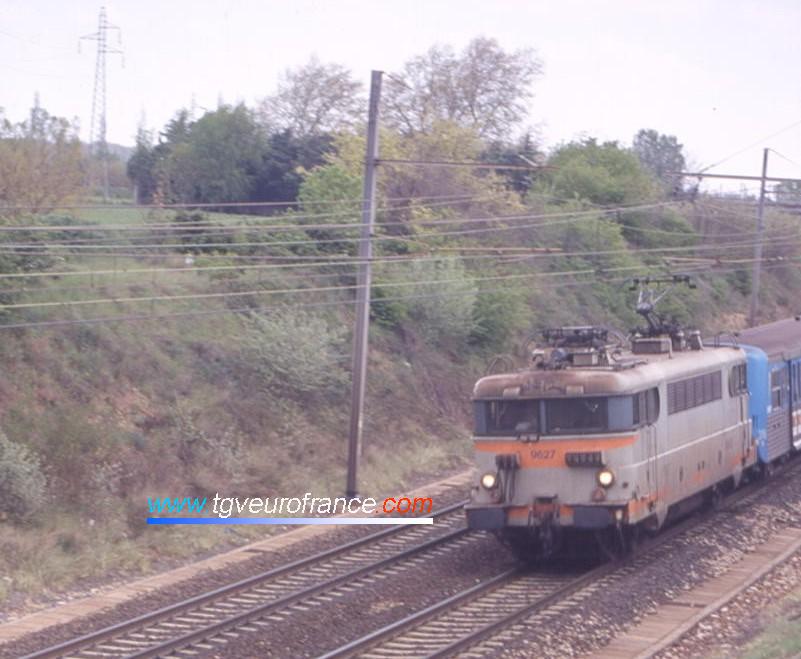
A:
[320,460,801,659]
[22,459,801,659]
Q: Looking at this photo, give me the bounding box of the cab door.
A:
[642,388,659,501]
[643,387,666,501]
[645,423,658,499]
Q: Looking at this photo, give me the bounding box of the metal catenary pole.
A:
[346,70,382,498]
[749,148,770,326]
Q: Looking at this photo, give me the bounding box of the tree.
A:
[536,138,696,248]
[481,132,542,196]
[326,123,521,237]
[127,127,158,203]
[169,104,266,204]
[128,105,267,205]
[254,130,334,203]
[383,37,542,140]
[540,138,658,206]
[259,57,364,137]
[0,105,83,219]
[632,129,686,195]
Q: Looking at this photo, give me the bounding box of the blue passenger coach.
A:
[739,318,801,466]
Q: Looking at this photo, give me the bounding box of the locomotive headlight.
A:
[597,468,615,488]
[480,472,497,489]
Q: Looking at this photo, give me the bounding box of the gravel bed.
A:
[209,533,517,658]
[16,462,801,659]
[654,550,801,658]
[0,469,471,659]
[485,466,801,658]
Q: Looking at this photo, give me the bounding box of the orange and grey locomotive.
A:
[466,280,801,559]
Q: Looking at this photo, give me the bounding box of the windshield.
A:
[474,400,539,436]
[545,398,607,433]
[473,393,654,436]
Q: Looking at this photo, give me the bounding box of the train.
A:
[465,278,801,560]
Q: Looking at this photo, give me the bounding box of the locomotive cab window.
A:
[631,388,660,426]
[546,398,608,433]
[475,391,659,436]
[729,363,748,396]
[474,400,539,436]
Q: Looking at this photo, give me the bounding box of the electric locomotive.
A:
[465,277,801,559]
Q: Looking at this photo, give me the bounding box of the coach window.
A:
[771,370,784,409]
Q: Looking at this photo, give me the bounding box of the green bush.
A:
[0,431,46,521]
[404,258,478,345]
[242,308,348,395]
[470,287,530,351]
[371,283,409,329]
[169,211,235,253]
[297,164,362,254]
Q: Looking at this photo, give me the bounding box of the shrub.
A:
[297,164,361,254]
[171,211,235,253]
[242,308,348,396]
[470,287,530,351]
[0,431,46,521]
[404,258,478,345]
[371,283,409,329]
[31,407,113,501]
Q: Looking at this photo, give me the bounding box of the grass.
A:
[740,587,801,659]
[2,194,801,614]
[0,276,476,611]
[65,205,276,227]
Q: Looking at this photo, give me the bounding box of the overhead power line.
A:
[0,192,484,214]
[0,257,795,333]
[0,264,646,311]
[376,158,553,171]
[0,201,681,251]
[0,227,797,285]
[3,237,800,314]
[0,198,676,234]
[675,171,801,185]
[697,118,801,173]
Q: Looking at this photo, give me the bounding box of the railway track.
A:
[318,564,601,659]
[23,501,470,659]
[321,463,801,659]
[25,461,801,659]
[604,525,801,658]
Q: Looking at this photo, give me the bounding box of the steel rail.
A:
[22,500,467,659]
[125,526,471,659]
[319,460,801,659]
[423,462,801,659]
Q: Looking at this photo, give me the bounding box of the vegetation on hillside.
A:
[1,36,800,610]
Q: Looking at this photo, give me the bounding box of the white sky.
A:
[2,0,801,191]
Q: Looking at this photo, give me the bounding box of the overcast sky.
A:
[2,0,800,191]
